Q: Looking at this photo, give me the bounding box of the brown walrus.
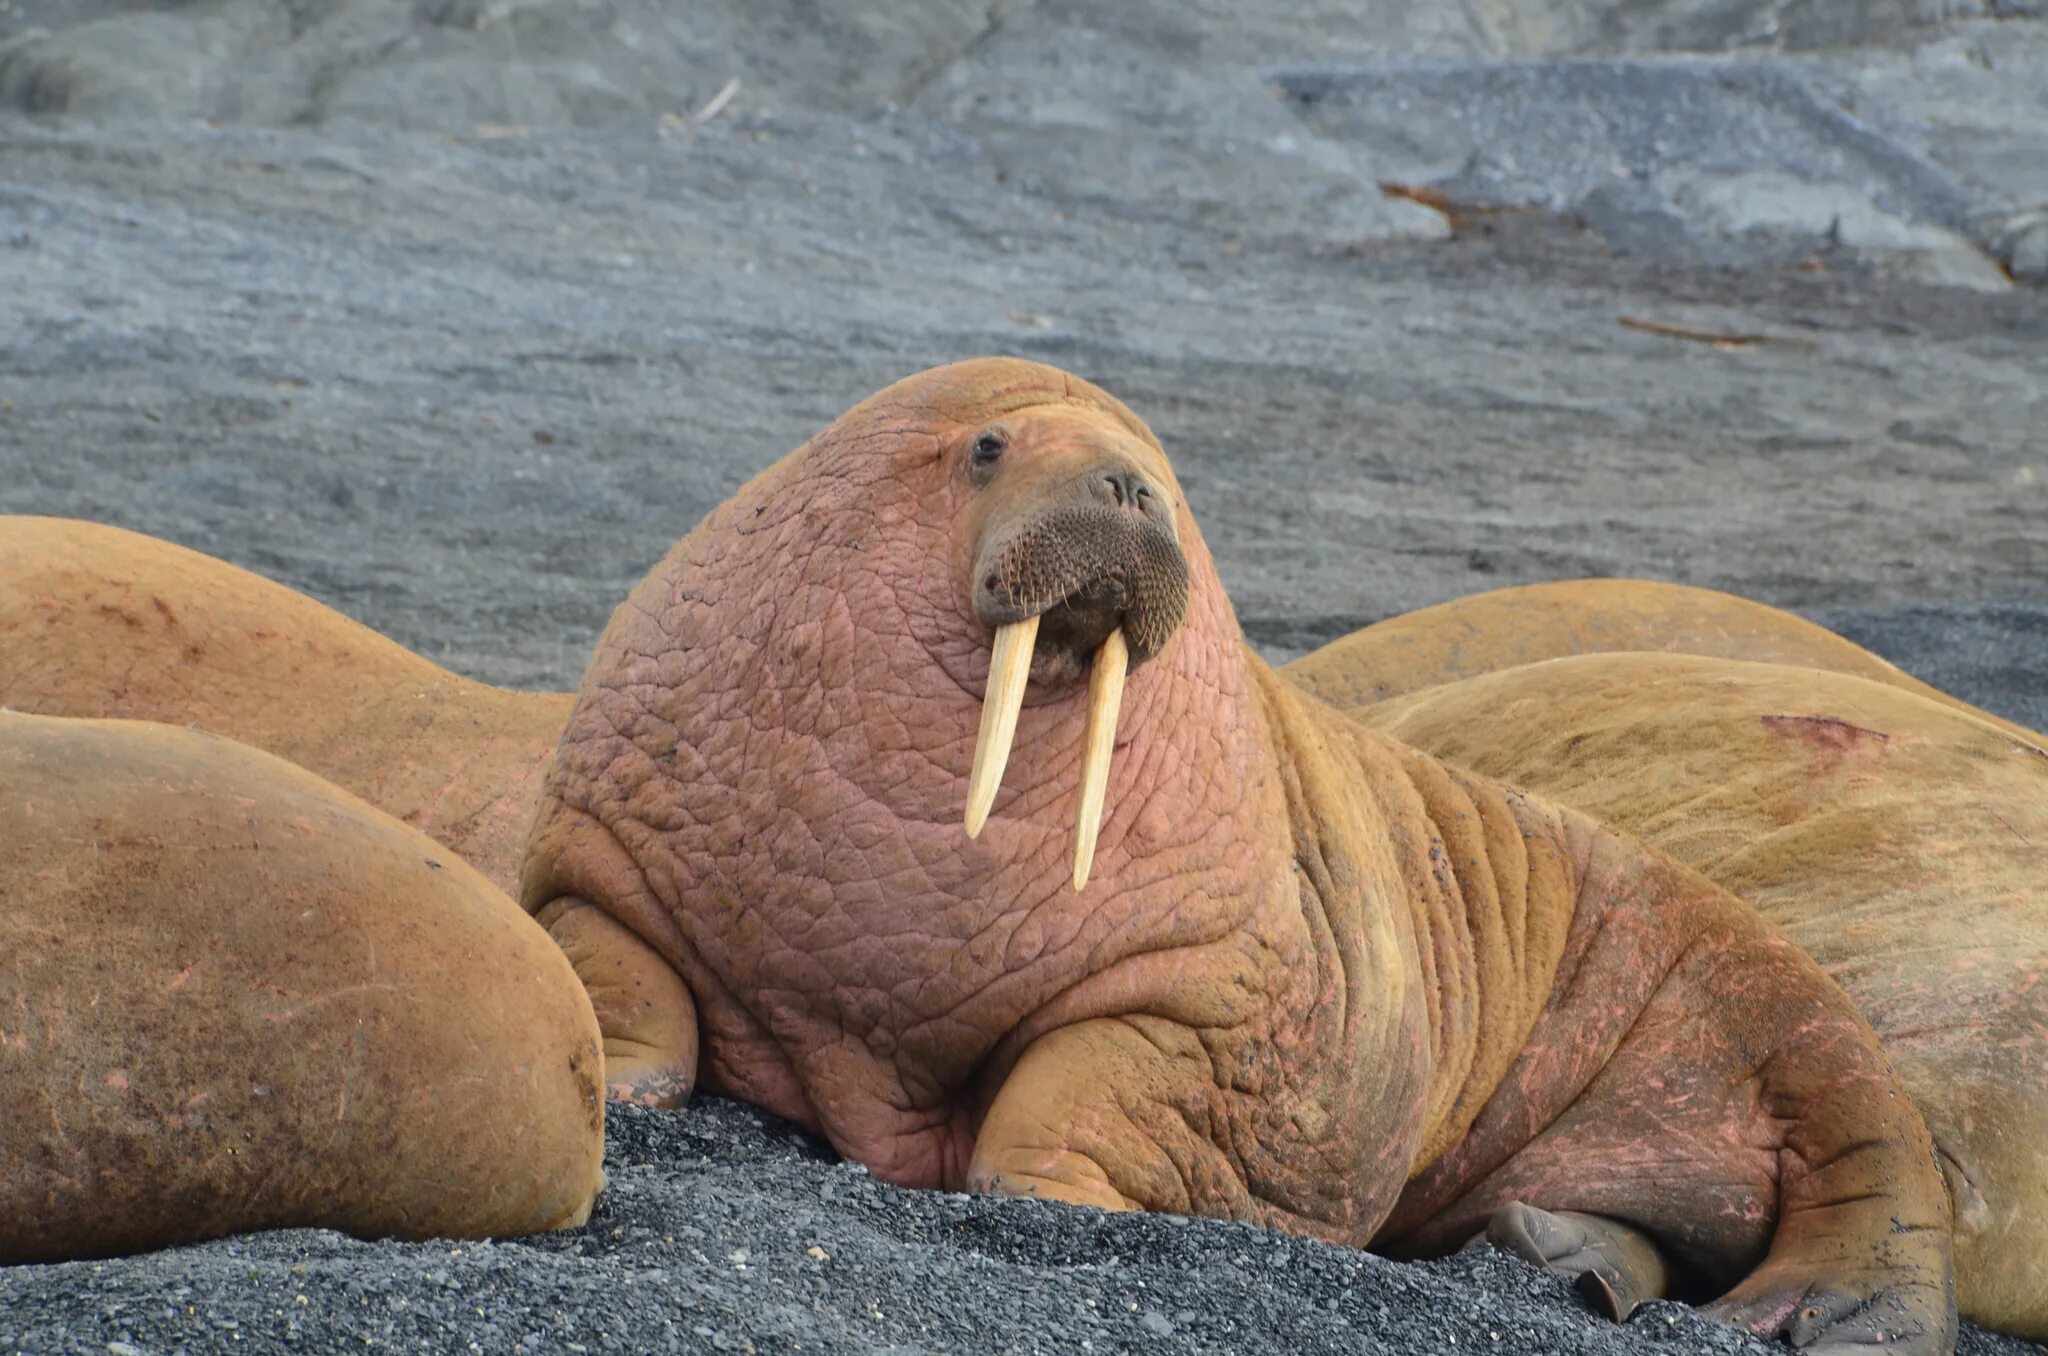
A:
[0,516,569,896]
[1284,577,2035,743]
[519,358,1976,1353]
[1304,651,2048,1338]
[0,711,605,1262]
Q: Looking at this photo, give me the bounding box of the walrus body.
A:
[0,712,606,1262]
[1288,581,2048,1322]
[0,517,569,895]
[525,359,1978,1352]
[1293,651,2048,1337]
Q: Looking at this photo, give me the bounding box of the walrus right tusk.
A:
[1072,628,1128,891]
[965,615,1040,838]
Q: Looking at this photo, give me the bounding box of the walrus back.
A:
[1285,578,2031,743]
[0,516,571,892]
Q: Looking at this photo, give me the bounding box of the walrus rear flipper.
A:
[1463,1202,1671,1321]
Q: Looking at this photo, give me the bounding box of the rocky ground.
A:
[4,1100,2026,1356]
[1,1,2043,1352]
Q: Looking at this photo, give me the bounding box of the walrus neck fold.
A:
[1237,660,1600,1230]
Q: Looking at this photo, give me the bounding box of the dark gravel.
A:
[1,1,2044,1352]
[4,1101,2034,1356]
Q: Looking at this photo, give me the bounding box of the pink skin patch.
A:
[1760,713,1893,778]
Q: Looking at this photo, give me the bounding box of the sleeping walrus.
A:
[0,712,605,1262]
[7,359,2043,1355]
[0,517,568,896]
[1283,576,2035,742]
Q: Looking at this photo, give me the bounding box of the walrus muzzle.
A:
[962,459,1190,891]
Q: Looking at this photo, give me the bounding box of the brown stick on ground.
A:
[1617,315,1817,351]
[1377,181,1508,232]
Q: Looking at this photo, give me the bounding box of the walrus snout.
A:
[961,449,1190,889]
[969,457,1188,670]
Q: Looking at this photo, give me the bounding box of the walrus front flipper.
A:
[536,898,699,1108]
[1463,1203,1669,1321]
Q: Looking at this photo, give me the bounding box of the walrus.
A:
[0,711,606,1263]
[1299,651,2048,1337]
[0,516,570,895]
[518,357,1978,1353]
[1284,577,2035,742]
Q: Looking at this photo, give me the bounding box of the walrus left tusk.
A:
[965,615,1040,838]
[1072,628,1128,892]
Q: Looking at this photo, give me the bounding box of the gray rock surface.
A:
[0,2,2043,1353]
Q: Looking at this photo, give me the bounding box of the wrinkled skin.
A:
[1316,652,2048,1339]
[525,359,1961,1353]
[0,517,569,896]
[1286,577,2035,744]
[0,712,605,1262]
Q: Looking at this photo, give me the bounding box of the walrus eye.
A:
[970,431,1007,469]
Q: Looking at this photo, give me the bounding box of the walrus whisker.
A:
[1072,627,1128,892]
[965,615,1040,838]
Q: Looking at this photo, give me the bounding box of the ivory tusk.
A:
[1071,628,1129,891]
[964,615,1040,838]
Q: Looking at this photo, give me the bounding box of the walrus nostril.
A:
[1102,472,1148,508]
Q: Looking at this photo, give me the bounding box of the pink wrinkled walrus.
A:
[13,360,2043,1351]
[521,358,1982,1354]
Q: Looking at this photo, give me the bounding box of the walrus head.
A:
[952,399,1190,883]
[963,406,1189,674]
[526,358,1286,1181]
